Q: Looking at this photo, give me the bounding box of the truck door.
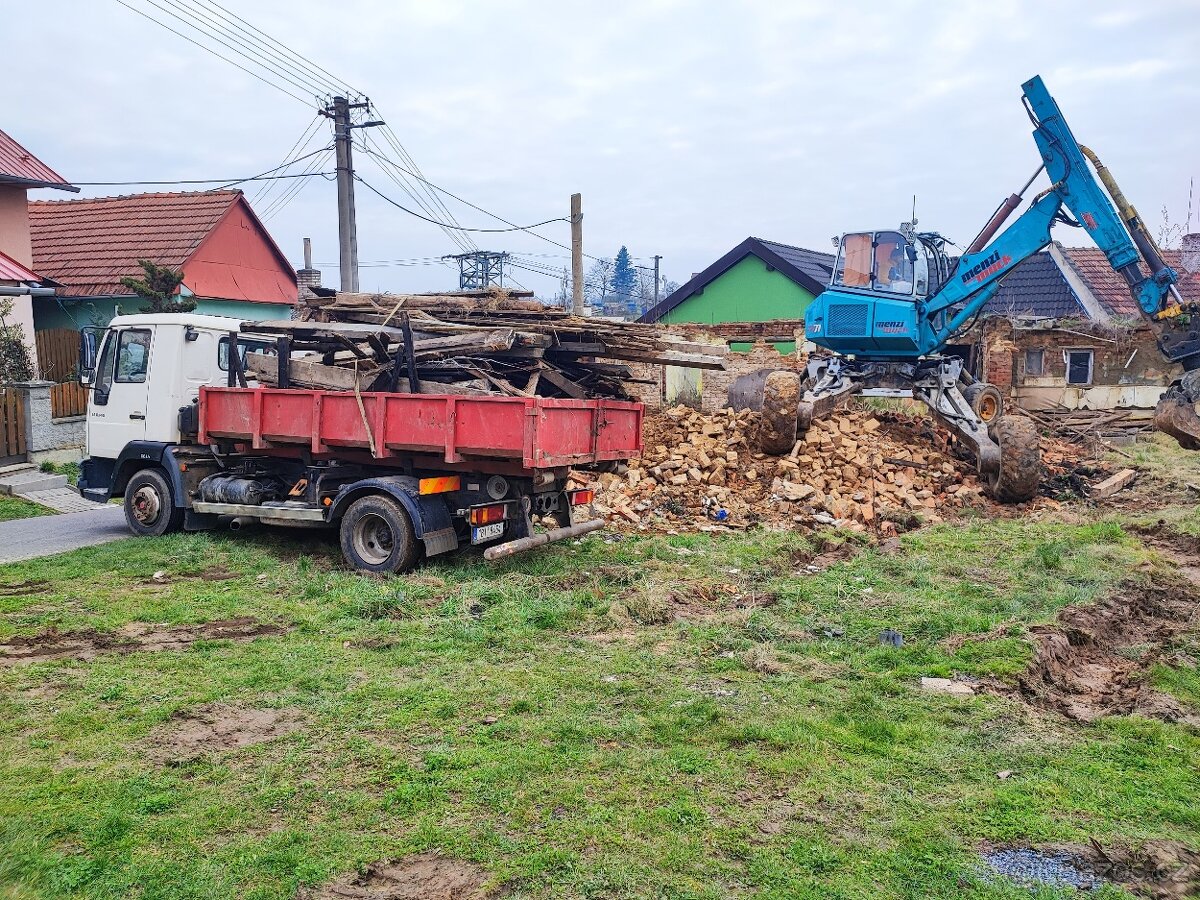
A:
[88,327,153,459]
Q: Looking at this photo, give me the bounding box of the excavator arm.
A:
[925,76,1186,358]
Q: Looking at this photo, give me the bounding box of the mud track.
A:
[302,852,493,899]
[150,703,304,765]
[0,616,286,667]
[1016,527,1200,725]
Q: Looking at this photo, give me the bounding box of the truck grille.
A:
[827,303,869,336]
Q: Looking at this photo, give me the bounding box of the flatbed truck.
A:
[76,314,643,573]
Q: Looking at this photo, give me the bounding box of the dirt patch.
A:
[983,840,1200,900]
[0,616,287,667]
[1013,527,1200,724]
[0,579,51,597]
[303,852,493,899]
[150,703,304,764]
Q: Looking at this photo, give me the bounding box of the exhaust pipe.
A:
[227,516,253,531]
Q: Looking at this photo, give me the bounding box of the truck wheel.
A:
[339,495,419,575]
[984,416,1041,503]
[124,468,184,537]
[962,382,1004,423]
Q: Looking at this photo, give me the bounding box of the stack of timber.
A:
[240,289,724,399]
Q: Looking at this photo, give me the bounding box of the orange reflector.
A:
[570,489,594,506]
[420,475,461,495]
[469,504,507,525]
[323,497,332,506]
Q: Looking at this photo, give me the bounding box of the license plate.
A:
[471,522,505,544]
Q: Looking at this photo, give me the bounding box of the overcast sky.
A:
[6,0,1198,298]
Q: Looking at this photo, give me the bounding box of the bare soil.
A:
[303,852,492,899]
[0,616,287,666]
[1015,528,1200,724]
[150,703,303,764]
[988,840,1200,899]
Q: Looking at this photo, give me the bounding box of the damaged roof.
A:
[1058,245,1200,320]
[639,237,834,323]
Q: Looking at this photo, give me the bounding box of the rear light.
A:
[569,489,594,506]
[420,475,461,495]
[469,504,508,525]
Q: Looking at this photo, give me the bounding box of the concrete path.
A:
[19,488,106,514]
[0,505,129,565]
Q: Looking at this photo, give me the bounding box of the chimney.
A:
[1182,233,1200,275]
[296,237,322,291]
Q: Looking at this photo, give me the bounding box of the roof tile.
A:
[0,249,49,284]
[984,252,1084,319]
[0,129,74,190]
[1059,245,1200,319]
[29,190,242,297]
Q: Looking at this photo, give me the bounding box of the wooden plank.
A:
[539,367,589,399]
[1091,468,1136,498]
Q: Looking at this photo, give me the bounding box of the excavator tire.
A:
[962,382,1004,424]
[758,370,801,455]
[984,415,1041,503]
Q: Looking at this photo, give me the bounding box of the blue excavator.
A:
[754,75,1199,502]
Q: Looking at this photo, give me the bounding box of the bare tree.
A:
[584,258,613,308]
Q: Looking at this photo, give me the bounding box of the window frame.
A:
[92,330,118,406]
[1024,348,1045,378]
[114,328,152,384]
[1065,348,1094,386]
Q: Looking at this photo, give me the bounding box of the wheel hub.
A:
[352,513,395,565]
[132,485,161,525]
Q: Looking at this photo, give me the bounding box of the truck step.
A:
[0,467,68,496]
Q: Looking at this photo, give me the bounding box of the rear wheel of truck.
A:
[339,495,419,575]
[124,468,184,537]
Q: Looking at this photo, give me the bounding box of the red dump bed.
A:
[197,386,643,470]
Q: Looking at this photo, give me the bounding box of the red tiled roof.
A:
[1058,246,1200,319]
[0,249,48,284]
[0,129,75,190]
[28,190,244,297]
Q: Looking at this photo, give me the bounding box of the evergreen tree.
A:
[612,246,636,310]
[120,260,196,314]
[0,299,34,384]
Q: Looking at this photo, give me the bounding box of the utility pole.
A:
[322,96,381,293]
[652,254,662,304]
[571,193,584,316]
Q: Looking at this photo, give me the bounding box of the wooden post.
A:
[571,193,584,316]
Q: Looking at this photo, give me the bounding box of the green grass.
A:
[0,495,52,522]
[0,516,1195,899]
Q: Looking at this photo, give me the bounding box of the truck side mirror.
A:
[77,326,102,386]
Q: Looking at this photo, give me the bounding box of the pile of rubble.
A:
[587,405,991,534]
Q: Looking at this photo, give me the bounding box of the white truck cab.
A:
[77,313,273,503]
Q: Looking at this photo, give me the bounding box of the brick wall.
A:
[630,326,806,411]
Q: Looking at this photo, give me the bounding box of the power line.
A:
[251,115,324,204]
[153,0,331,98]
[113,0,314,105]
[354,175,570,233]
[260,148,335,221]
[70,146,333,187]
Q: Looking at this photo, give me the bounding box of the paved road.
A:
[0,505,129,564]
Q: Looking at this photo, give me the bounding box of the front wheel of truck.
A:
[339,495,419,575]
[124,468,184,537]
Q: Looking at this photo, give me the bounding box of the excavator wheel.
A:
[758,370,801,455]
[962,382,1004,424]
[984,415,1041,503]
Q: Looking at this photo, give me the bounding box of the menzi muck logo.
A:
[960,250,1013,285]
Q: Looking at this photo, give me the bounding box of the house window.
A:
[1025,349,1044,377]
[1066,349,1093,385]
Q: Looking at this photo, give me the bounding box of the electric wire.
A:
[353,175,570,233]
[70,146,333,187]
[260,148,335,221]
[250,116,325,204]
[153,0,332,98]
[114,0,312,105]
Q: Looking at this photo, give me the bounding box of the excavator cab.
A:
[831,226,952,300]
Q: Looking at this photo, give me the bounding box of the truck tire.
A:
[339,494,419,575]
[984,415,1041,503]
[124,468,184,537]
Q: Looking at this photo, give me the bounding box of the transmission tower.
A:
[444,251,510,289]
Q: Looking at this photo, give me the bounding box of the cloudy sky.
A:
[6,0,1198,298]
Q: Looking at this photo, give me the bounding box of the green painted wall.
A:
[659,255,815,353]
[33,297,294,332]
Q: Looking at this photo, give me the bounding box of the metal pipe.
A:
[227,516,253,531]
[483,518,604,561]
[0,286,56,297]
[1079,144,1168,273]
[966,194,1023,254]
